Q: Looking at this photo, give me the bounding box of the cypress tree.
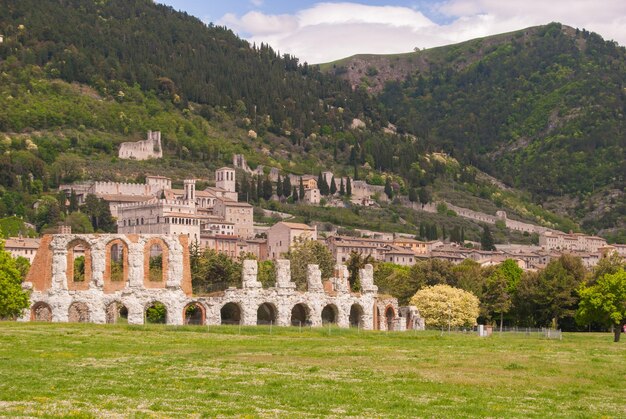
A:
[299,177,305,200]
[481,226,496,251]
[276,175,283,197]
[283,175,291,197]
[262,176,273,200]
[329,175,337,195]
[384,177,393,199]
[346,177,352,197]
[339,177,345,195]
[256,176,262,201]
[292,186,298,202]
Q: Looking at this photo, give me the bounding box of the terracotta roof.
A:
[4,237,40,249]
[277,222,314,230]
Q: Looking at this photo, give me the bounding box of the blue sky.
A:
[157,1,626,63]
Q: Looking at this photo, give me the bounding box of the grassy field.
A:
[0,323,624,417]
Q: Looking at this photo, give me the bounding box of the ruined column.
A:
[275,259,296,290]
[306,264,323,292]
[332,263,350,293]
[359,264,378,294]
[127,242,145,288]
[241,259,262,289]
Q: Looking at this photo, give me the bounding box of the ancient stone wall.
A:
[21,235,419,330]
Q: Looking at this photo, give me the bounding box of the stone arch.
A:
[349,304,364,328]
[385,305,395,331]
[183,302,205,325]
[321,304,339,325]
[31,302,52,322]
[105,301,128,324]
[68,301,90,323]
[257,302,278,325]
[221,302,242,325]
[66,239,91,291]
[290,303,310,326]
[145,301,167,324]
[104,239,129,293]
[144,238,169,287]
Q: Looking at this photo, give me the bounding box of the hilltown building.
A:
[267,222,317,259]
[21,234,422,331]
[4,237,41,263]
[539,231,608,253]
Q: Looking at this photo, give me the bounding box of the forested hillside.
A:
[0,0,379,138]
[0,1,622,241]
[326,23,626,240]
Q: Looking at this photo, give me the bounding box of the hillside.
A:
[323,23,626,241]
[0,1,619,242]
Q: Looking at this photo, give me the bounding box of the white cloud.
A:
[250,0,263,7]
[218,1,626,64]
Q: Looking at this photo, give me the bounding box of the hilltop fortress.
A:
[118,130,163,160]
[22,234,422,331]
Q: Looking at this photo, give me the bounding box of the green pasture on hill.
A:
[0,323,624,417]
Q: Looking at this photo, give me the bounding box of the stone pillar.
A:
[90,241,105,289]
[128,242,144,288]
[242,259,262,289]
[275,259,295,290]
[359,264,378,294]
[166,239,183,289]
[126,297,145,325]
[306,264,324,292]
[333,264,349,293]
[51,248,68,291]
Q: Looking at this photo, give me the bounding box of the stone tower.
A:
[216,167,236,193]
[183,179,195,205]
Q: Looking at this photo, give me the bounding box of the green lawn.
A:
[0,323,624,417]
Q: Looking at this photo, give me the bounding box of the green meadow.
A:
[0,323,624,417]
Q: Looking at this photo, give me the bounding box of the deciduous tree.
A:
[410,284,479,329]
[576,269,626,342]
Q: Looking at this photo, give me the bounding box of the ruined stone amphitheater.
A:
[22,234,423,331]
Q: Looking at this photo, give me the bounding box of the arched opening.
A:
[385,306,395,331]
[148,244,164,282]
[184,303,205,325]
[220,302,241,325]
[349,304,364,328]
[105,302,128,324]
[290,303,310,326]
[145,302,167,324]
[321,304,338,325]
[257,303,277,325]
[68,302,90,323]
[66,239,91,290]
[31,302,52,322]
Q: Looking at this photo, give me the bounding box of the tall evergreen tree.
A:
[481,226,496,251]
[384,177,393,199]
[339,177,345,196]
[262,176,273,200]
[329,175,337,195]
[276,175,283,197]
[292,186,299,202]
[283,175,292,197]
[346,177,352,197]
[299,178,305,201]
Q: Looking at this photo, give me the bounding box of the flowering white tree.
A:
[410,284,479,328]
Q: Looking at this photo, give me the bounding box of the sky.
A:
[157,1,626,64]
